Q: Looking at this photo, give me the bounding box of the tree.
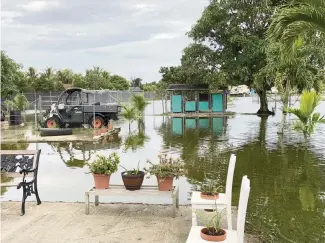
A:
[121,105,138,132]
[1,51,24,98]
[288,90,325,138]
[109,75,130,90]
[187,0,287,114]
[72,73,87,88]
[131,77,142,87]
[26,67,39,91]
[56,69,74,84]
[267,0,325,54]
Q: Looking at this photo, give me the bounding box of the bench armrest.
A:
[19,167,36,174]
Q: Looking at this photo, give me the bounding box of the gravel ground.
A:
[1,202,259,243]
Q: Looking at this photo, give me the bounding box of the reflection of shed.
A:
[171,117,227,136]
[167,84,226,113]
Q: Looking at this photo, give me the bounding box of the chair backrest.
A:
[226,153,236,230]
[225,154,236,197]
[236,175,251,243]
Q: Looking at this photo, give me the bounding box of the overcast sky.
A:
[1,0,209,82]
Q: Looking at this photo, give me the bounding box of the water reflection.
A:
[51,133,122,168]
[1,99,325,243]
[161,116,325,242]
[124,131,150,151]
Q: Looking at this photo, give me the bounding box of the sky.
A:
[1,0,209,83]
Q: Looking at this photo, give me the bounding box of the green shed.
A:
[167,84,227,113]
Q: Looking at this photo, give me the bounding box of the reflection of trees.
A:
[50,133,122,168]
[159,116,325,243]
[124,131,150,151]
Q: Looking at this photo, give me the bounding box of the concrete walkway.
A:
[1,202,258,243]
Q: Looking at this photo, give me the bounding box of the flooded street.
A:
[1,97,325,242]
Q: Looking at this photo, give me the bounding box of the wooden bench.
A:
[85,184,180,217]
[1,150,42,215]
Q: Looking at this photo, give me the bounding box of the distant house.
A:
[129,87,143,92]
[167,84,227,113]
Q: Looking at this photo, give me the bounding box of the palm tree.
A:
[131,95,149,116]
[288,90,325,138]
[26,67,38,91]
[121,105,138,132]
[267,0,325,53]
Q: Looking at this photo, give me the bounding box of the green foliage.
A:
[193,177,225,196]
[121,105,138,131]
[124,131,149,151]
[1,51,24,98]
[267,0,325,55]
[131,95,149,115]
[4,93,29,111]
[288,90,325,136]
[144,154,186,179]
[1,52,131,92]
[131,77,142,87]
[197,203,226,235]
[120,161,141,175]
[88,153,120,175]
[142,82,158,91]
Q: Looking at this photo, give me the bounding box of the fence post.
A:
[34,99,38,129]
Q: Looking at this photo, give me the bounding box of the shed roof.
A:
[167,84,209,91]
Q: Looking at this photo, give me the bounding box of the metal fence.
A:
[23,90,159,110]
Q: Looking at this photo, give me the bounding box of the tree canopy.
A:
[1,52,132,97]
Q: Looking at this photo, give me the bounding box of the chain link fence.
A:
[23,90,159,111]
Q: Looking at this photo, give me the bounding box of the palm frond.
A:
[267,1,325,54]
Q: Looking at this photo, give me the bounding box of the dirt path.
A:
[1,202,259,243]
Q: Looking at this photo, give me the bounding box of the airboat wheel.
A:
[45,117,60,128]
[90,116,104,128]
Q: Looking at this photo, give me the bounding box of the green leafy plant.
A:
[121,105,138,132]
[197,202,226,236]
[144,154,186,179]
[88,152,120,175]
[120,161,142,175]
[199,178,225,196]
[131,94,149,116]
[288,90,325,137]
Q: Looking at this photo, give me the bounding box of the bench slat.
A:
[1,176,34,187]
[0,150,38,155]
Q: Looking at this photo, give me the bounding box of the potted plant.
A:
[4,93,29,125]
[120,162,145,190]
[199,178,225,200]
[198,204,227,242]
[144,154,186,191]
[88,152,120,189]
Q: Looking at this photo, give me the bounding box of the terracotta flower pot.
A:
[93,174,111,189]
[156,176,174,191]
[200,228,227,242]
[200,192,219,200]
[121,171,145,190]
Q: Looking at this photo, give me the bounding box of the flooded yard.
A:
[1,97,325,243]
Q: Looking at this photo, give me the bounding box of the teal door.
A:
[212,94,223,112]
[185,118,196,129]
[172,95,182,113]
[198,118,209,129]
[185,101,196,112]
[213,118,224,135]
[172,118,183,135]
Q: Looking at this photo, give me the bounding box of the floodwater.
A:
[1,97,325,243]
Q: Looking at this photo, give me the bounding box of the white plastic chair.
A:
[191,154,237,229]
[187,175,251,243]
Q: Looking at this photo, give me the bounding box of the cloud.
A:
[19,1,60,12]
[1,0,209,82]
